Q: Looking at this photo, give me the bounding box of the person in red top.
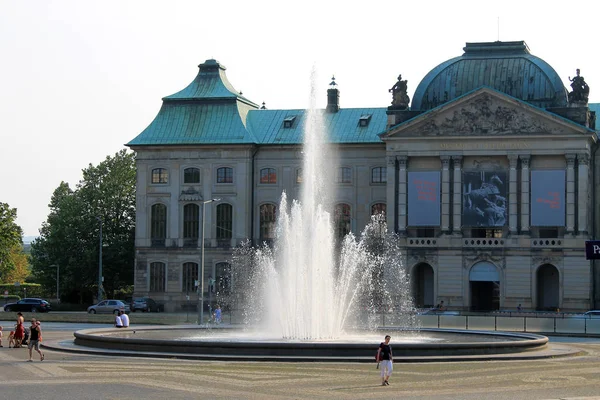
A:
[14,312,25,348]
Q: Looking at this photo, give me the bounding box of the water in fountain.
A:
[233,70,416,340]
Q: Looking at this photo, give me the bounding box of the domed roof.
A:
[411,41,568,111]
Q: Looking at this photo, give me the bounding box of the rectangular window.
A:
[336,167,352,183]
[217,167,233,184]
[283,116,296,128]
[183,168,200,184]
[149,262,166,292]
[152,168,168,184]
[260,168,277,184]
[182,262,198,294]
[371,167,387,183]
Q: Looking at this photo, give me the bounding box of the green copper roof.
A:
[128,59,388,146]
[412,41,568,111]
[247,108,387,144]
[128,102,259,145]
[164,59,256,104]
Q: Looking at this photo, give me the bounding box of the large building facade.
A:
[128,41,600,312]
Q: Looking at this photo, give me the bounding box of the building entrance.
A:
[469,262,500,311]
[412,263,434,308]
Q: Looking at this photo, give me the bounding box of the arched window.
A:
[260,204,277,240]
[182,262,198,294]
[151,204,167,244]
[215,262,231,296]
[149,262,166,292]
[296,168,303,184]
[216,204,233,239]
[371,203,386,215]
[371,167,387,183]
[260,168,277,184]
[336,167,352,183]
[217,167,233,184]
[183,167,200,184]
[151,168,168,184]
[334,203,351,239]
[183,204,199,239]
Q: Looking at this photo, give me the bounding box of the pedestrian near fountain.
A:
[214,305,222,324]
[14,312,25,348]
[27,318,44,362]
[115,312,124,328]
[377,335,393,386]
[120,311,130,328]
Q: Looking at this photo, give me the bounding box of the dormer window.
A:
[283,116,297,128]
[358,114,372,127]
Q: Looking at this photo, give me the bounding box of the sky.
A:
[2,0,600,237]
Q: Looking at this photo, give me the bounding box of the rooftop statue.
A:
[389,75,410,109]
[568,69,590,104]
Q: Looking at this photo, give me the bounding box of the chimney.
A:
[326,76,340,113]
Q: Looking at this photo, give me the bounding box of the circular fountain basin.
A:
[73,326,548,362]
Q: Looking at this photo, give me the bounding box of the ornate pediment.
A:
[386,88,586,138]
[179,187,203,202]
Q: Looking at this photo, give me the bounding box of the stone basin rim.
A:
[73,326,549,349]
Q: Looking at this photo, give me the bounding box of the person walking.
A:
[27,318,44,362]
[376,335,393,386]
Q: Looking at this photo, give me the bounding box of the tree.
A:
[0,202,23,282]
[30,149,136,303]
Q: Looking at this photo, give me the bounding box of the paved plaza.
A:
[1,328,600,399]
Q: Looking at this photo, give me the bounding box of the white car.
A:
[583,310,600,318]
[87,300,131,314]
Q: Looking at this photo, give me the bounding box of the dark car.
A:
[132,297,164,312]
[3,298,52,313]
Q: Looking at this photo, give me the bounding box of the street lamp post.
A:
[97,217,103,302]
[198,198,220,325]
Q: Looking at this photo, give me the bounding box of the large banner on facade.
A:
[408,171,440,226]
[462,171,507,227]
[530,170,565,226]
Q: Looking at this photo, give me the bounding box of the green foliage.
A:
[0,203,24,282]
[0,283,42,298]
[29,149,136,303]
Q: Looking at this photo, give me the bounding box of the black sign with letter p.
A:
[585,241,600,260]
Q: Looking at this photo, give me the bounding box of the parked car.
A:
[3,298,51,313]
[132,297,164,312]
[583,310,600,318]
[87,300,130,314]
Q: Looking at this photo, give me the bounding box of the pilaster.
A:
[508,154,518,234]
[566,153,576,235]
[397,156,408,236]
[441,155,451,234]
[386,155,397,233]
[520,155,530,234]
[577,153,590,236]
[452,156,463,234]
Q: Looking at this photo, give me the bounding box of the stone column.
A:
[441,156,451,233]
[577,153,590,236]
[452,156,463,234]
[386,155,397,233]
[397,156,408,236]
[520,155,531,234]
[566,153,576,235]
[508,155,519,235]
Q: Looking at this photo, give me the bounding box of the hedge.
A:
[0,283,43,298]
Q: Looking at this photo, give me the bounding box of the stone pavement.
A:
[2,330,600,399]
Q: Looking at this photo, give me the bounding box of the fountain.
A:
[69,72,549,361]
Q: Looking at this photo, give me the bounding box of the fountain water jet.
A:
[70,70,550,361]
